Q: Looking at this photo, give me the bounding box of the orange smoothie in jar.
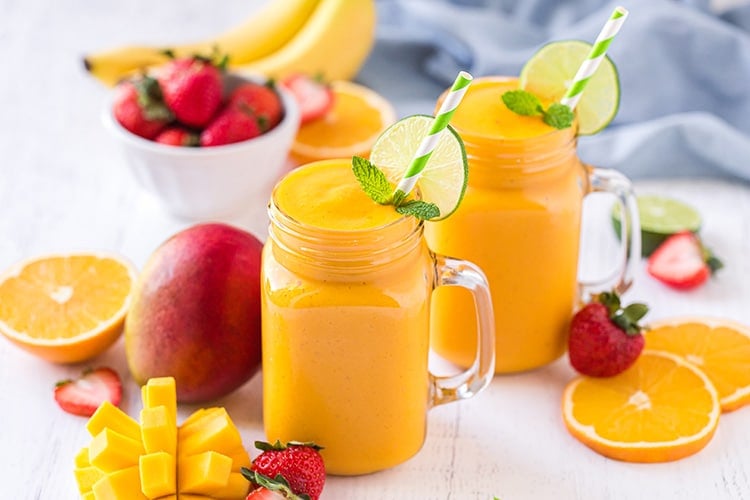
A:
[426,77,586,373]
[261,160,433,475]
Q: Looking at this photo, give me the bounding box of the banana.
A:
[234,0,376,81]
[84,0,322,87]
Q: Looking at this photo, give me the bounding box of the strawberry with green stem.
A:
[245,440,325,500]
[568,292,648,377]
[112,75,173,139]
[158,54,226,128]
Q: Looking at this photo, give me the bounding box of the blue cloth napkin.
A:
[359,0,750,181]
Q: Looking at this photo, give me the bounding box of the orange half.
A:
[0,253,137,363]
[290,80,396,164]
[645,316,750,412]
[562,350,720,463]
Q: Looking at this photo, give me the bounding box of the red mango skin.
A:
[125,223,263,403]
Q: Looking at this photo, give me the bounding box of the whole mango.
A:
[125,223,262,403]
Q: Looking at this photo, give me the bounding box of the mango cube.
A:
[225,444,252,472]
[139,451,176,498]
[81,492,95,500]
[210,471,251,498]
[86,401,141,442]
[178,451,232,494]
[178,409,243,457]
[73,466,104,494]
[140,406,177,456]
[178,407,223,439]
[89,428,145,472]
[141,377,177,423]
[74,447,90,468]
[92,466,147,499]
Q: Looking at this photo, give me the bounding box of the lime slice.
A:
[369,115,468,221]
[519,40,620,135]
[612,195,702,256]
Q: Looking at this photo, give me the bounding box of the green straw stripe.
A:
[590,38,614,59]
[394,71,472,196]
[560,6,628,110]
[566,76,591,99]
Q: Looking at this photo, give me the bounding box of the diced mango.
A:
[141,377,177,424]
[139,451,176,498]
[92,466,147,499]
[89,428,145,472]
[178,451,232,494]
[178,407,223,439]
[210,471,251,498]
[73,466,104,493]
[81,492,95,500]
[140,406,177,456]
[86,401,141,442]
[75,447,91,468]
[224,444,251,472]
[178,409,243,457]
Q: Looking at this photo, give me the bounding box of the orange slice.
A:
[290,80,396,164]
[0,253,137,363]
[645,316,750,412]
[562,350,720,463]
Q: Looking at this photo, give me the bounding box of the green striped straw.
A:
[560,6,629,111]
[393,71,473,200]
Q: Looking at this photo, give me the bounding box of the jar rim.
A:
[440,76,579,146]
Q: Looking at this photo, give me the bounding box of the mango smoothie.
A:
[426,77,586,373]
[261,160,434,475]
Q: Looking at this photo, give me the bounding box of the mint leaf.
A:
[352,156,392,205]
[501,90,543,116]
[395,200,440,220]
[542,103,574,129]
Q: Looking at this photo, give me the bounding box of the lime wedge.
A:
[519,40,620,135]
[612,195,702,256]
[369,115,468,221]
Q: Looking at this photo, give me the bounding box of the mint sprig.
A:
[351,156,440,221]
[501,90,574,130]
[352,155,392,204]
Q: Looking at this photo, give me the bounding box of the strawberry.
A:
[243,471,306,500]
[568,292,648,377]
[158,56,224,128]
[154,126,200,147]
[647,231,723,290]
[112,76,172,139]
[280,74,334,125]
[248,441,325,500]
[229,82,284,132]
[54,367,122,417]
[200,105,262,147]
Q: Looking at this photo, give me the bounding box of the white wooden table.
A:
[2,1,750,499]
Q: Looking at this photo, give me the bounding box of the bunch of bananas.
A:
[84,0,376,87]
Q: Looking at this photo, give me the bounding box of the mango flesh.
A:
[125,223,263,403]
[73,377,250,499]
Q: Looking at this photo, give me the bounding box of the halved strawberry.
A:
[647,231,723,290]
[54,367,122,417]
[280,74,334,125]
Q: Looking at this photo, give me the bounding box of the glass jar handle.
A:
[580,165,641,298]
[429,255,496,407]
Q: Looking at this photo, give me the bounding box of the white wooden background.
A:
[1,1,750,499]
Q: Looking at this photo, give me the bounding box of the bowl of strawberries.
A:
[103,54,300,220]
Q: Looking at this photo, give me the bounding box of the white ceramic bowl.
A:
[103,76,300,220]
